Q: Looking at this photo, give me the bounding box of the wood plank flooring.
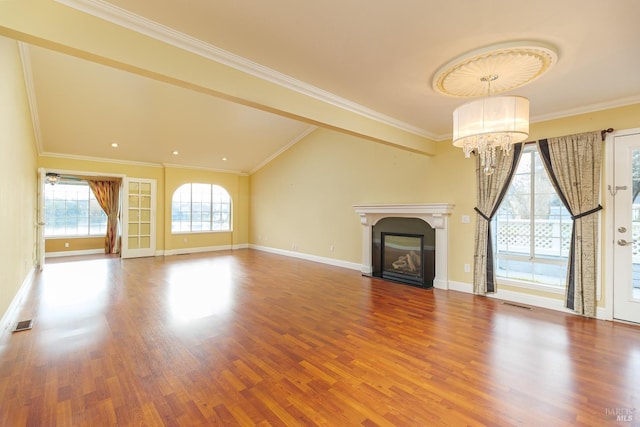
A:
[0,249,638,426]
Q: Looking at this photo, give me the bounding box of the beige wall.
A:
[250,104,640,304]
[250,128,433,262]
[0,37,38,319]
[46,237,104,253]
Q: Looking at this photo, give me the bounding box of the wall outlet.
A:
[461,215,470,224]
[64,242,69,248]
[183,237,188,243]
[330,244,334,252]
[464,263,471,273]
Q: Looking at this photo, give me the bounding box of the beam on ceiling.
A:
[0,0,436,156]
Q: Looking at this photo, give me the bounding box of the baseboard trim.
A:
[165,245,232,256]
[445,280,608,319]
[163,243,249,256]
[249,245,362,271]
[447,280,472,293]
[0,265,37,337]
[46,249,104,258]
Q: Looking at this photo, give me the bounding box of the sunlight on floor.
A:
[36,259,111,354]
[39,260,110,321]
[166,260,234,322]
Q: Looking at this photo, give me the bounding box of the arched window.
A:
[171,183,231,232]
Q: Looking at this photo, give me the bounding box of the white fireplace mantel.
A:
[353,203,455,290]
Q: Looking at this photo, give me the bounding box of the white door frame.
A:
[37,168,46,270]
[604,127,640,322]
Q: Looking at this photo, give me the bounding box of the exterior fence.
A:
[495,218,572,258]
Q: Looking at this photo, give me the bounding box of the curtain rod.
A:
[524,128,614,145]
[601,128,614,140]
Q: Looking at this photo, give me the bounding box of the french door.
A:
[613,130,640,323]
[121,177,156,259]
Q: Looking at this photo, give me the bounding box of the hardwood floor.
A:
[0,250,638,426]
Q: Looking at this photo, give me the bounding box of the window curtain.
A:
[88,179,122,254]
[537,131,602,317]
[473,143,524,295]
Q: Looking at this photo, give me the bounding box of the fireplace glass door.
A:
[381,233,424,287]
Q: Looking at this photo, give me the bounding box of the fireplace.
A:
[382,233,425,287]
[353,203,454,290]
[372,217,435,288]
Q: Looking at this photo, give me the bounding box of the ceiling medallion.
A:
[433,41,558,175]
[432,41,558,98]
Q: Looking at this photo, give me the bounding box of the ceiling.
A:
[17,0,640,173]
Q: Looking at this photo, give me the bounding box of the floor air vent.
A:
[502,302,532,310]
[12,319,33,333]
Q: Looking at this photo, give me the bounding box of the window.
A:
[493,145,572,288]
[171,183,231,232]
[44,182,108,237]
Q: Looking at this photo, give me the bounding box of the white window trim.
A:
[496,277,565,295]
[172,229,233,235]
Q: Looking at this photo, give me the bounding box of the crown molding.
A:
[249,126,318,175]
[54,0,435,140]
[17,42,43,155]
[530,95,640,124]
[161,162,247,176]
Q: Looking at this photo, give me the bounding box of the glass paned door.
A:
[121,178,156,259]
[613,131,640,323]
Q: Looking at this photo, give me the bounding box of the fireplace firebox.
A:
[371,217,435,288]
[381,233,424,287]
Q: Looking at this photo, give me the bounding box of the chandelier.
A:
[452,76,529,174]
[433,41,558,174]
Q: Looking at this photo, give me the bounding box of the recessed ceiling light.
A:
[222,156,228,161]
[172,150,179,155]
[111,142,118,148]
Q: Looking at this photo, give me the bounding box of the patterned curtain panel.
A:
[537,131,602,317]
[88,179,122,254]
[473,143,524,295]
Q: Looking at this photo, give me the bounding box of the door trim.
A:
[37,168,45,270]
[604,128,640,321]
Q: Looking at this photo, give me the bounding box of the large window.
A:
[44,182,108,237]
[493,145,572,289]
[171,183,231,232]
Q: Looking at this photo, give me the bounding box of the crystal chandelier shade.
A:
[452,95,529,174]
